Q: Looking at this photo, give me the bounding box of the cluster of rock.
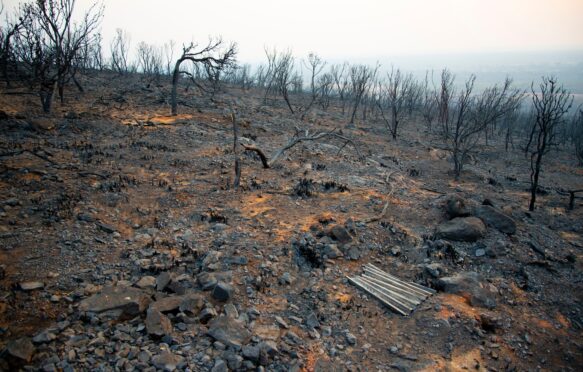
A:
[435,195,516,242]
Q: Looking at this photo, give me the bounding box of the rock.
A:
[280,272,293,285]
[424,263,445,278]
[327,224,352,244]
[211,358,228,372]
[152,350,184,371]
[275,316,289,329]
[28,118,55,131]
[197,272,218,290]
[0,264,5,279]
[323,244,343,259]
[306,312,320,330]
[253,324,280,341]
[19,281,44,291]
[32,330,56,344]
[156,272,172,291]
[223,303,239,318]
[6,337,35,362]
[435,217,486,242]
[135,276,156,289]
[96,222,116,234]
[345,331,357,345]
[207,315,252,349]
[199,307,218,324]
[445,195,470,218]
[212,281,233,302]
[242,344,260,362]
[179,294,205,315]
[259,340,278,357]
[223,351,243,370]
[475,248,486,257]
[150,296,183,313]
[79,286,151,316]
[437,272,496,309]
[472,205,516,235]
[145,308,173,337]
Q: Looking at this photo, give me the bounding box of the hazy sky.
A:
[3,0,583,64]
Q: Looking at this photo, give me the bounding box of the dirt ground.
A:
[0,73,582,371]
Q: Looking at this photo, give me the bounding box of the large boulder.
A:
[472,205,516,235]
[78,286,151,316]
[436,272,496,309]
[435,217,486,242]
[207,315,251,349]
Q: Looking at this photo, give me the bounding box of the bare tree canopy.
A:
[170,38,237,115]
[526,76,573,210]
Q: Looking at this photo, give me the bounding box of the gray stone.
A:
[135,276,156,289]
[156,272,172,291]
[435,217,486,242]
[197,272,218,290]
[212,281,233,302]
[199,307,218,324]
[475,248,486,257]
[444,195,470,218]
[150,296,183,313]
[437,272,496,309]
[345,332,357,345]
[152,350,184,371]
[306,312,320,330]
[242,344,260,362]
[179,294,204,315]
[323,244,343,259]
[472,205,516,235]
[211,358,228,372]
[145,308,173,337]
[223,351,243,370]
[32,330,56,344]
[327,224,353,244]
[19,281,44,291]
[79,286,151,316]
[424,263,445,278]
[6,337,35,362]
[207,315,251,349]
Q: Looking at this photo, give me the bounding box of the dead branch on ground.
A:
[241,127,363,169]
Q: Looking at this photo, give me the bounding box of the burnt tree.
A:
[170,39,236,116]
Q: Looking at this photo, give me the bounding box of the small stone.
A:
[275,316,289,329]
[224,303,239,318]
[242,344,260,362]
[19,281,44,291]
[212,281,233,302]
[145,308,173,337]
[199,307,218,324]
[152,350,184,371]
[211,358,228,372]
[135,276,156,289]
[475,248,486,257]
[156,272,172,291]
[345,332,357,345]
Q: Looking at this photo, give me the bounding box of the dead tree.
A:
[331,62,350,115]
[137,41,163,82]
[170,39,237,116]
[445,76,522,179]
[437,68,455,139]
[0,5,25,86]
[13,0,103,112]
[375,68,414,140]
[298,52,326,120]
[349,64,376,125]
[526,76,573,211]
[420,71,438,131]
[571,107,583,166]
[109,28,131,74]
